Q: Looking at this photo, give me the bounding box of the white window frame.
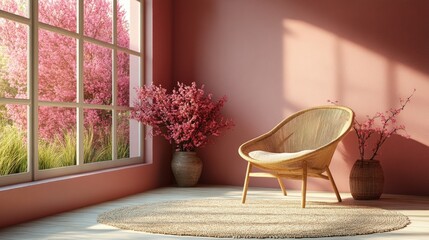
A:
[0,0,145,187]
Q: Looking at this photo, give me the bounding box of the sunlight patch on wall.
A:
[394,65,429,144]
[337,40,387,111]
[282,19,387,114]
[282,20,337,109]
[282,19,429,146]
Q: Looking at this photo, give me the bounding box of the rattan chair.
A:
[239,105,354,208]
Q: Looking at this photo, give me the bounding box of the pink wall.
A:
[2,0,428,229]
[0,0,174,228]
[173,0,429,196]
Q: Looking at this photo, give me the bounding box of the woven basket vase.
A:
[349,160,384,200]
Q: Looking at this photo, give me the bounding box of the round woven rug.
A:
[97,199,410,238]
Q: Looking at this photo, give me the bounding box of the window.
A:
[0,0,144,186]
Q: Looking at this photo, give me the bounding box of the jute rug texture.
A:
[97,199,410,238]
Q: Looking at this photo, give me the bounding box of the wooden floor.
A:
[0,185,428,239]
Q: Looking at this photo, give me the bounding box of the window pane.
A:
[84,0,112,43]
[118,110,140,159]
[38,106,76,170]
[84,109,112,163]
[117,0,140,52]
[117,110,134,159]
[39,30,77,102]
[0,18,28,99]
[117,52,139,107]
[0,104,28,175]
[39,0,77,32]
[117,110,129,159]
[117,51,129,107]
[0,0,28,18]
[84,43,112,105]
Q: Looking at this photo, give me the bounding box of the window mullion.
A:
[0,9,31,25]
[30,0,39,179]
[140,0,146,157]
[76,0,84,166]
[112,0,118,160]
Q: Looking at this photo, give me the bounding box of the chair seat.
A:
[249,149,314,162]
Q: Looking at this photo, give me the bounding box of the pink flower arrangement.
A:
[330,90,415,161]
[131,82,234,152]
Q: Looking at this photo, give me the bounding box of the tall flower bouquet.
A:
[131,82,234,152]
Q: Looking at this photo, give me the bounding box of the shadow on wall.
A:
[173,0,429,196]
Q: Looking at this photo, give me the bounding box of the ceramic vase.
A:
[171,151,202,187]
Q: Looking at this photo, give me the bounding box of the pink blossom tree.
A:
[0,0,130,143]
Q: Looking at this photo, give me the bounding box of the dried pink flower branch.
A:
[131,82,234,152]
[328,89,415,160]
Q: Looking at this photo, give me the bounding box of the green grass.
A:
[0,123,27,175]
[84,129,111,164]
[84,129,131,163]
[0,123,131,175]
[38,131,77,169]
[117,136,130,159]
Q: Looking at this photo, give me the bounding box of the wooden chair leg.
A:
[301,161,308,208]
[241,162,253,204]
[326,166,342,202]
[277,177,287,196]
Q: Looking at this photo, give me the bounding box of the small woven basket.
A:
[349,160,384,200]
